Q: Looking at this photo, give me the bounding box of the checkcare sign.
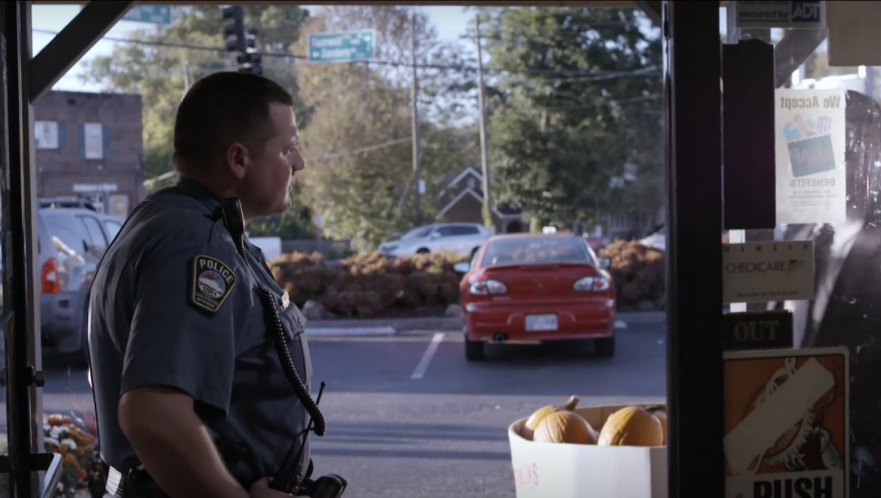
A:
[723,242,814,304]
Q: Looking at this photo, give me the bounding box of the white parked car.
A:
[379,223,492,258]
[639,225,666,251]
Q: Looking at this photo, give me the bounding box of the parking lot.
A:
[24,316,667,497]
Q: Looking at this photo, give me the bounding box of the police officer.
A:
[89,72,312,497]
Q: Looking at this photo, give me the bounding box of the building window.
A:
[83,123,104,160]
[34,121,59,149]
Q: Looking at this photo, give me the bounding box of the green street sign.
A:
[308,30,376,64]
[123,5,172,25]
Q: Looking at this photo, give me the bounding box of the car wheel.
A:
[465,336,484,361]
[595,337,615,357]
[64,311,90,368]
[416,248,430,254]
[75,308,91,368]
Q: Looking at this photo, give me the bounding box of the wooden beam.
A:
[29,0,132,102]
[32,0,640,6]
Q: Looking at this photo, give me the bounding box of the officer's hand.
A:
[249,477,306,497]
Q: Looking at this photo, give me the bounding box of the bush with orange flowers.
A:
[43,413,106,497]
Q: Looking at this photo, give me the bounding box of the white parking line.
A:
[306,326,395,336]
[411,333,445,380]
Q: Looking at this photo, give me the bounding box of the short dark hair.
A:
[173,71,294,169]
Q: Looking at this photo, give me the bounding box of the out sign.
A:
[721,310,793,351]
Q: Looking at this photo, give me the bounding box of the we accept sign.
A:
[775,89,846,225]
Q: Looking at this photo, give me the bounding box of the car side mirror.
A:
[599,258,611,270]
[430,232,441,239]
[453,262,471,274]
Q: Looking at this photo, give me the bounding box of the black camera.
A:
[294,473,347,498]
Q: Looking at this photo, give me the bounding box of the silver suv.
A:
[379,223,492,258]
[37,206,123,361]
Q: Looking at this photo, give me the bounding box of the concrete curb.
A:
[305,311,665,336]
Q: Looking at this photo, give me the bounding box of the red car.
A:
[456,233,616,361]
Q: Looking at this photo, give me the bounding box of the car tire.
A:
[595,337,615,357]
[465,336,484,361]
[416,248,430,254]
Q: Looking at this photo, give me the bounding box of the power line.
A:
[305,137,411,162]
[518,94,662,112]
[142,136,413,185]
[32,28,659,80]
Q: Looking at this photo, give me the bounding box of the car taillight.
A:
[573,276,610,292]
[42,257,61,294]
[469,279,507,295]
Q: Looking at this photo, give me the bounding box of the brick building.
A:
[32,90,144,217]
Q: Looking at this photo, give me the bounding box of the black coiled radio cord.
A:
[257,287,326,436]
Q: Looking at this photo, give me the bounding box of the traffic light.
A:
[237,28,263,75]
[221,6,245,54]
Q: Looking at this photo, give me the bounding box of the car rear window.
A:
[43,217,87,255]
[79,215,108,248]
[42,211,108,256]
[103,219,122,241]
[483,237,594,267]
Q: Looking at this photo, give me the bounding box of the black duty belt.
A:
[105,465,169,498]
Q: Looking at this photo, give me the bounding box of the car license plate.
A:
[526,314,558,331]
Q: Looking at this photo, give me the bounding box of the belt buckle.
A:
[105,466,125,497]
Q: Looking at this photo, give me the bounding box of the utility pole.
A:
[476,14,493,230]
[410,10,423,226]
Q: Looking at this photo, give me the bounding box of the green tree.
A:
[79,5,315,239]
[295,6,479,251]
[481,7,663,232]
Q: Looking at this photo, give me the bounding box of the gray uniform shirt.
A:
[89,177,312,487]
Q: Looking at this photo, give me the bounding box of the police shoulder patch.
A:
[192,255,237,313]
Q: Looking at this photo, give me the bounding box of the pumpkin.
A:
[523,395,580,440]
[533,409,598,445]
[650,409,667,445]
[597,406,664,447]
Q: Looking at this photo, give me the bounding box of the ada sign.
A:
[308,30,375,64]
[736,1,825,29]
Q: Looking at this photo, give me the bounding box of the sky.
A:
[30,4,473,93]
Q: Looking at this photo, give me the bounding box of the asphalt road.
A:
[11,318,667,497]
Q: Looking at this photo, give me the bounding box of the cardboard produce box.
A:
[508,404,667,498]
